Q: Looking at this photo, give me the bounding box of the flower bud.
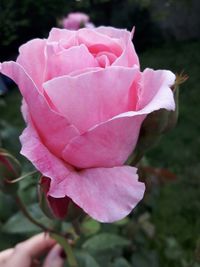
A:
[0,149,21,194]
[39,176,84,222]
[130,73,187,165]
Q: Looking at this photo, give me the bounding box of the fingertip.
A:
[43,244,65,267]
[14,232,55,258]
[0,248,14,264]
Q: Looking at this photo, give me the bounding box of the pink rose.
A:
[62,12,94,30]
[0,27,175,222]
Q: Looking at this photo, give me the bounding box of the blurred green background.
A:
[0,1,200,267]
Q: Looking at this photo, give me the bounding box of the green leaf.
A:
[131,250,159,267]
[81,217,101,236]
[82,233,130,252]
[113,258,131,267]
[114,217,130,226]
[2,211,40,233]
[2,203,54,233]
[0,191,18,221]
[0,121,21,155]
[164,237,182,260]
[75,250,100,267]
[19,174,38,205]
[0,232,24,251]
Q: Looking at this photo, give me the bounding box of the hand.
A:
[0,233,65,267]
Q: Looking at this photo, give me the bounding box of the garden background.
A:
[0,0,200,266]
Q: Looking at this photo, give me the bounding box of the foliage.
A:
[0,0,67,60]
[2,0,195,60]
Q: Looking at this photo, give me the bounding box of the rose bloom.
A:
[62,12,94,30]
[0,27,175,222]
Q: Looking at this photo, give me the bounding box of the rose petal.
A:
[48,27,77,43]
[62,68,175,168]
[0,61,79,156]
[96,54,110,67]
[20,118,74,185]
[96,26,139,67]
[95,26,132,40]
[43,66,139,133]
[44,43,97,80]
[136,68,176,110]
[17,39,46,91]
[62,114,145,168]
[20,115,145,222]
[113,38,139,67]
[78,28,123,57]
[49,166,145,223]
[69,67,102,77]
[95,51,117,66]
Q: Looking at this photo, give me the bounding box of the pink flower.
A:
[0,27,175,222]
[62,12,94,30]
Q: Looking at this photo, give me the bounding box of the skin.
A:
[0,233,64,267]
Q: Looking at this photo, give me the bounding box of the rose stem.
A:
[15,194,78,267]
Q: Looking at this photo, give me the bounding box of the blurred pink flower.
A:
[62,12,94,30]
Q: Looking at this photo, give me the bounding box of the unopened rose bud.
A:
[130,108,175,165]
[163,72,188,133]
[39,176,84,221]
[0,149,21,194]
[162,86,179,133]
[130,73,187,165]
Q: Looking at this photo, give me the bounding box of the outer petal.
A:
[95,26,132,40]
[136,68,176,110]
[20,119,74,184]
[44,43,97,80]
[48,28,80,52]
[0,61,79,157]
[17,39,46,91]
[62,115,145,168]
[43,66,139,133]
[48,28,77,44]
[62,68,175,169]
[49,166,145,223]
[20,116,145,223]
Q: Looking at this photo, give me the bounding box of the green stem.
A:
[15,195,50,232]
[64,242,78,267]
[6,170,37,184]
[72,219,81,236]
[51,233,78,267]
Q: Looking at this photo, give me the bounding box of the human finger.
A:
[6,233,55,267]
[14,233,55,257]
[43,244,65,267]
[0,249,14,265]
